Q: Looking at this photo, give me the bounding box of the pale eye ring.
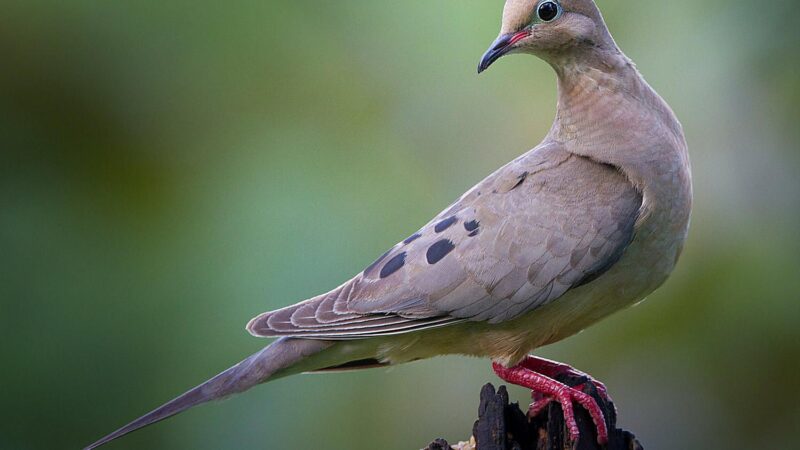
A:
[537,1,560,22]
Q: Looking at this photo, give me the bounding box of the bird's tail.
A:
[84,337,337,450]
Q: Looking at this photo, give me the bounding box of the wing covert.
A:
[247,144,642,338]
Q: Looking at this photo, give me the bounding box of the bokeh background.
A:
[2,0,798,449]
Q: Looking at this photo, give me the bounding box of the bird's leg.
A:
[518,355,616,433]
[527,390,553,418]
[519,355,611,404]
[492,361,609,445]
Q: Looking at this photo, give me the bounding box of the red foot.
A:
[492,360,610,445]
[528,390,552,418]
[520,355,613,409]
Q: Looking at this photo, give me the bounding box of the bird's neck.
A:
[551,49,655,147]
[549,50,692,229]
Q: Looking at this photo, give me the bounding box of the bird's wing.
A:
[247,144,642,339]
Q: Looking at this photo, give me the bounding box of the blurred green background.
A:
[1,0,798,449]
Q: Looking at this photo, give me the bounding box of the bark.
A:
[424,381,642,450]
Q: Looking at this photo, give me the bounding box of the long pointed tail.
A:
[85,338,333,450]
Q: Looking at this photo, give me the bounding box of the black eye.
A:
[537,1,559,22]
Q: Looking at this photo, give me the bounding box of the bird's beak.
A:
[478,31,530,73]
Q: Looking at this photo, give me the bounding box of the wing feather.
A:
[247,144,642,339]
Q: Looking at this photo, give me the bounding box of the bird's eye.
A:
[537,1,559,22]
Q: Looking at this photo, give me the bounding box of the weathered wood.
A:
[425,438,455,450]
[424,378,642,450]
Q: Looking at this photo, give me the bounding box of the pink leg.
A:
[527,390,552,418]
[519,355,611,403]
[492,361,609,445]
[517,356,616,430]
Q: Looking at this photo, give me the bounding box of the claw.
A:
[527,391,553,418]
[492,360,610,445]
[520,355,613,406]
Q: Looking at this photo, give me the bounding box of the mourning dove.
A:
[87,0,691,448]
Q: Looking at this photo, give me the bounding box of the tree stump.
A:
[424,380,642,450]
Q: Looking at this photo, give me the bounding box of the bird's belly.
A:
[485,222,685,364]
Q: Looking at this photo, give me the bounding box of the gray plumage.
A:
[86,0,691,448]
[247,143,641,338]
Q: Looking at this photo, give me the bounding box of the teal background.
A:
[1,1,798,449]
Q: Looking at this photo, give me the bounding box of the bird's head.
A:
[478,0,616,73]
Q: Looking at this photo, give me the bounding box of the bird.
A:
[86,0,691,448]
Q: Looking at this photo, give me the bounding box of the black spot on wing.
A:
[464,220,480,232]
[468,230,480,237]
[380,252,406,278]
[364,249,391,276]
[434,216,457,233]
[426,239,455,265]
[510,171,529,191]
[403,233,421,244]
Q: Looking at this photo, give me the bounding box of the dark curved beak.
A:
[477,31,530,74]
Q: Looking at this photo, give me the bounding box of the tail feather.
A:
[85,338,333,450]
